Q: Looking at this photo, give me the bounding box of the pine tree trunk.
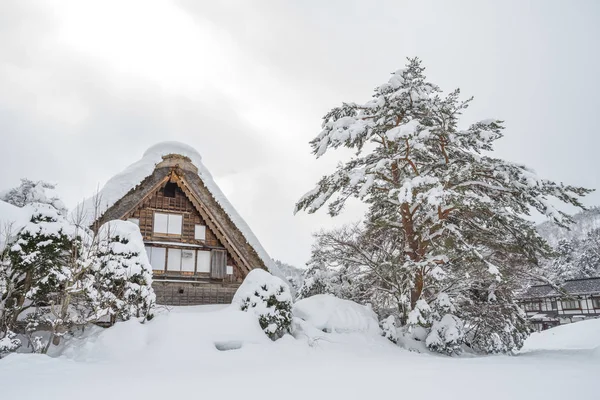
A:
[400,203,424,309]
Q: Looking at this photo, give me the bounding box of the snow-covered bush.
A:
[425,314,464,355]
[90,221,155,322]
[0,330,20,358]
[0,180,156,353]
[293,294,380,335]
[233,269,292,340]
[380,315,398,344]
[462,300,531,354]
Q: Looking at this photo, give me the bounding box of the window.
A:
[195,225,206,240]
[551,300,557,310]
[167,248,182,271]
[561,299,580,310]
[145,246,166,272]
[153,213,182,235]
[523,302,541,312]
[592,298,600,309]
[197,250,211,273]
[181,250,195,272]
[163,182,177,198]
[166,248,196,272]
[226,265,234,275]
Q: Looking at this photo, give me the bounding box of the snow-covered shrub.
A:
[293,294,380,335]
[0,330,20,358]
[380,315,398,344]
[425,314,464,355]
[462,300,531,354]
[90,221,155,322]
[233,269,292,340]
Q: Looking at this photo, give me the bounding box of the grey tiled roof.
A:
[562,278,600,295]
[522,277,600,299]
[523,284,555,298]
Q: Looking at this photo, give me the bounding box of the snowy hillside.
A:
[1,305,598,400]
[537,207,600,246]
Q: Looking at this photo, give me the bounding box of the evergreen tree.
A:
[576,229,600,276]
[5,203,78,326]
[295,58,590,354]
[89,220,155,322]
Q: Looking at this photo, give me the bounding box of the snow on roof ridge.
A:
[74,141,282,278]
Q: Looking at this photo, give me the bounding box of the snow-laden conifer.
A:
[295,58,591,354]
[89,220,155,322]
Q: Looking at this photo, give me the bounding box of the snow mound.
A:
[293,294,380,335]
[57,306,270,362]
[521,318,600,352]
[74,141,282,278]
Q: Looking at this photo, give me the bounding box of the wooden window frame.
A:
[523,301,541,312]
[592,297,600,309]
[561,299,581,311]
[153,212,183,237]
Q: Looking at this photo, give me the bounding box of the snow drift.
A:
[293,294,380,335]
[521,318,600,353]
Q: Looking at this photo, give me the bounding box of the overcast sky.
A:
[1,0,599,267]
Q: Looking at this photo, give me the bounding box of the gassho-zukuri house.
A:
[77,142,282,306]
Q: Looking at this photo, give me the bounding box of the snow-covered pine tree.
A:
[574,228,600,277]
[295,58,591,354]
[4,202,84,350]
[90,220,155,322]
[5,204,78,323]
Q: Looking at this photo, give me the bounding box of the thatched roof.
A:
[80,142,281,277]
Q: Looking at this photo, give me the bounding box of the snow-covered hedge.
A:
[232,269,292,340]
[293,294,380,335]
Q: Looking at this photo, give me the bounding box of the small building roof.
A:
[521,277,600,299]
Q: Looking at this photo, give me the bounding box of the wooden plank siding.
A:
[153,281,239,306]
[123,180,245,304]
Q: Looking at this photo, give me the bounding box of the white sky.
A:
[1,0,599,267]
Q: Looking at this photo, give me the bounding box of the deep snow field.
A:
[1,305,598,400]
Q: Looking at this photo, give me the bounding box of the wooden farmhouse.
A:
[86,144,276,306]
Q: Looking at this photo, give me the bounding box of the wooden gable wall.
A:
[124,181,244,282]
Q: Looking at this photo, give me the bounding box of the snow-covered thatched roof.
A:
[75,141,281,278]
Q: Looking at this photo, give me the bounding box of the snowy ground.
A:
[1,306,598,400]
